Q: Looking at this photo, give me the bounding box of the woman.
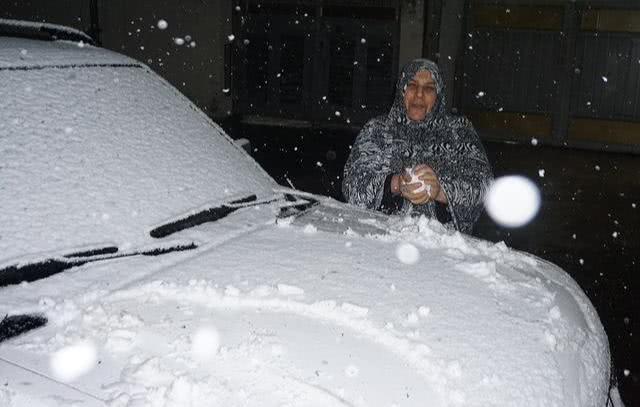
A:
[342,58,492,234]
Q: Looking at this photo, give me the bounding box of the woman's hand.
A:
[395,164,448,205]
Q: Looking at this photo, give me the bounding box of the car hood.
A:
[0,197,610,407]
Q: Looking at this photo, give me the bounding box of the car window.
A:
[0,65,276,263]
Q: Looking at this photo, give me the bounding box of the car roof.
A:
[0,19,140,69]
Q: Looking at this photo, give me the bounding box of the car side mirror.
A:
[235,138,252,155]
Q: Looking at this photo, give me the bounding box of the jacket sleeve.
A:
[342,119,392,211]
[434,118,493,233]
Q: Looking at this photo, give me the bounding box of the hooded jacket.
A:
[342,59,493,234]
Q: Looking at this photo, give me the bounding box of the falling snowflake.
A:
[531,138,538,146]
[191,326,221,361]
[395,242,420,265]
[50,342,97,382]
[602,76,608,83]
[174,37,185,46]
[538,169,545,178]
[227,34,235,42]
[484,176,541,228]
[157,19,168,30]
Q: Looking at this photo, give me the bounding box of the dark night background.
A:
[2,0,638,404]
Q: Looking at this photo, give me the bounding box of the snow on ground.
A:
[0,208,610,407]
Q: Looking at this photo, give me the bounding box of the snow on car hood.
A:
[0,203,610,407]
[0,38,276,264]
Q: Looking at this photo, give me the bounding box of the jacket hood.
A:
[388,58,447,126]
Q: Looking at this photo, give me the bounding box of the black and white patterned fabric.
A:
[342,58,493,234]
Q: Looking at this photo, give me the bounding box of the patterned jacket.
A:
[342,59,493,234]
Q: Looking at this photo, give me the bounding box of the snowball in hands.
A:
[406,167,431,196]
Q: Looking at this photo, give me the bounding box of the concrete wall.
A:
[398,0,425,70]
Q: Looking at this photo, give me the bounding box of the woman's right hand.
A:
[396,170,431,205]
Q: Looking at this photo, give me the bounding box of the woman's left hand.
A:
[413,164,447,204]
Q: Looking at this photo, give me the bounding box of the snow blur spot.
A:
[157,19,168,30]
[344,364,359,378]
[395,242,420,265]
[227,34,235,42]
[476,91,485,98]
[50,341,97,382]
[222,88,230,94]
[303,224,318,234]
[595,165,601,171]
[334,110,341,117]
[602,76,608,83]
[484,176,541,228]
[64,127,74,134]
[612,231,619,238]
[632,203,637,209]
[531,137,538,146]
[579,258,584,265]
[316,161,323,167]
[191,326,220,361]
[174,37,185,46]
[624,369,630,377]
[360,38,367,44]
[538,169,545,178]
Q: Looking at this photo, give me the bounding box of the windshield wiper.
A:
[0,243,197,287]
[277,193,319,218]
[0,314,48,343]
[150,194,263,238]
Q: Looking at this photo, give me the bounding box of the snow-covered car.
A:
[0,21,615,407]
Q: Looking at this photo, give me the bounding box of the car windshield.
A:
[0,63,276,264]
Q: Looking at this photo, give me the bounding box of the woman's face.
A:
[403,70,437,122]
